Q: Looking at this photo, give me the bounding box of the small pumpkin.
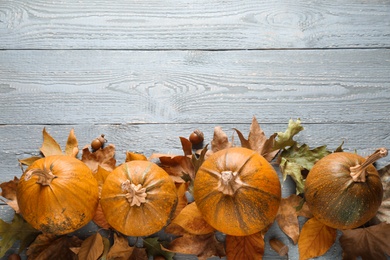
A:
[304,148,387,230]
[17,155,99,235]
[193,147,281,236]
[100,160,177,236]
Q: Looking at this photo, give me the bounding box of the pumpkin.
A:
[304,148,387,230]
[100,160,177,236]
[17,155,99,235]
[193,147,281,236]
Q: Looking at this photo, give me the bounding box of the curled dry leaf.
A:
[158,155,194,183]
[0,177,19,212]
[225,232,265,260]
[126,151,148,162]
[81,144,116,173]
[340,222,390,260]
[168,233,225,260]
[40,128,63,157]
[165,202,214,236]
[298,217,337,260]
[65,128,79,157]
[276,194,313,244]
[211,126,231,153]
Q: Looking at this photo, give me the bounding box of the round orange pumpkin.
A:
[304,148,386,230]
[193,147,281,236]
[17,155,99,235]
[100,160,177,236]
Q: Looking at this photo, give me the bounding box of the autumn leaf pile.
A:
[0,117,389,260]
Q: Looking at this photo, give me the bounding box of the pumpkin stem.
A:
[121,180,147,206]
[350,147,388,182]
[24,164,57,186]
[217,171,243,195]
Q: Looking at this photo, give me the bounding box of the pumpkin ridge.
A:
[202,168,223,181]
[228,150,257,176]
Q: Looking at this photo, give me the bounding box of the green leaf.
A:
[280,143,331,194]
[0,214,40,257]
[273,119,304,150]
[143,237,175,260]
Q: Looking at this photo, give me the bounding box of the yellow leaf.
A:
[225,232,265,260]
[18,156,42,166]
[39,128,63,157]
[298,217,337,260]
[65,128,78,157]
[107,233,134,260]
[126,151,147,162]
[77,233,104,260]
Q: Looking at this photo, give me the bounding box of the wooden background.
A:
[1,0,390,259]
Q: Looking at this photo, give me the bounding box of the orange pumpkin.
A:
[304,148,386,229]
[17,155,99,235]
[100,160,177,236]
[193,147,281,236]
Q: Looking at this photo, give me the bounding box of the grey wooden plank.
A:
[0,0,389,49]
[1,122,389,183]
[1,49,390,125]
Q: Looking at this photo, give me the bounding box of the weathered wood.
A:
[1,122,389,182]
[1,49,389,125]
[0,0,389,49]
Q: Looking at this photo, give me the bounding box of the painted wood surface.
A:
[0,0,390,49]
[1,0,390,259]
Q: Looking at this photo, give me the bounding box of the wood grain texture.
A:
[1,49,390,125]
[0,0,389,49]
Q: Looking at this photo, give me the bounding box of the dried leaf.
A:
[18,156,42,166]
[159,155,194,181]
[225,232,264,260]
[180,137,193,156]
[77,233,104,260]
[0,214,39,257]
[144,237,175,260]
[276,194,312,244]
[234,116,279,161]
[166,202,214,235]
[0,177,19,213]
[171,182,189,220]
[126,151,148,162]
[273,119,304,150]
[65,128,78,157]
[191,145,208,176]
[81,144,116,173]
[107,233,134,260]
[27,234,82,260]
[340,222,390,260]
[39,128,63,156]
[211,126,231,153]
[377,164,390,223]
[92,203,110,229]
[168,233,225,260]
[298,217,337,260]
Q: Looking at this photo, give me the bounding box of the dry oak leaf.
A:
[340,222,390,260]
[77,232,104,260]
[0,177,20,213]
[40,128,79,157]
[298,217,337,260]
[165,202,215,236]
[276,194,313,244]
[168,233,225,260]
[225,232,265,260]
[81,144,116,173]
[27,234,83,260]
[377,164,390,223]
[234,116,279,162]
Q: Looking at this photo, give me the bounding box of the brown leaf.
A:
[377,164,390,223]
[65,128,79,157]
[18,156,42,166]
[107,233,134,260]
[234,116,279,161]
[166,202,214,235]
[180,137,193,156]
[225,232,265,260]
[298,217,337,260]
[171,182,189,220]
[159,155,194,181]
[129,247,148,260]
[126,151,148,162]
[211,126,231,153]
[27,234,82,260]
[77,233,104,260]
[0,177,20,212]
[168,233,225,260]
[340,222,390,260]
[276,194,312,244]
[92,203,110,229]
[39,128,63,157]
[81,144,116,173]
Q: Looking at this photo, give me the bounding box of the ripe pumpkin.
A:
[17,155,99,235]
[193,147,281,236]
[304,148,387,230]
[100,160,177,236]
